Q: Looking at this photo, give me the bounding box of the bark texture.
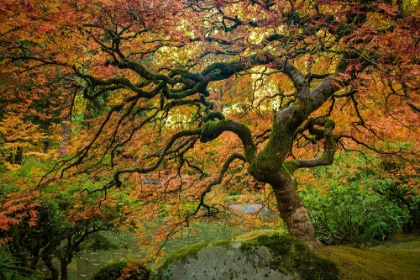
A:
[271,169,321,248]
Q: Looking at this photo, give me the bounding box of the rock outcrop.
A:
[155,233,338,280]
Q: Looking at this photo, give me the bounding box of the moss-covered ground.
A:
[234,231,420,279]
[154,231,420,280]
[315,234,420,280]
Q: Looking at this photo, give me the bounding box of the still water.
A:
[67,222,249,279]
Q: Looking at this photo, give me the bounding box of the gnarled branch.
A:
[200,119,256,162]
[285,119,336,173]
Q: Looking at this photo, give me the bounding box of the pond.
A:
[66,222,251,280]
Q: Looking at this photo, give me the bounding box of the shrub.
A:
[302,185,408,246]
[298,154,409,247]
[92,261,150,280]
[375,156,420,233]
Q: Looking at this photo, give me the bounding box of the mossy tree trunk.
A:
[200,62,342,249]
[270,170,319,247]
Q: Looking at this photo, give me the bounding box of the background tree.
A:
[0,0,419,252]
[0,162,134,280]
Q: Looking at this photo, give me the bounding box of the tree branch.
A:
[285,119,336,173]
[200,119,256,162]
[408,102,420,113]
[188,152,246,217]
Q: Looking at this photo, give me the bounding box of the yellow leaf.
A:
[24,152,48,158]
[4,162,21,171]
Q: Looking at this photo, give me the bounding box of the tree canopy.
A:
[1,0,419,260]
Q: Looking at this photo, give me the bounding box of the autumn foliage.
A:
[1,0,420,276]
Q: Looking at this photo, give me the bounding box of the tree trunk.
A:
[200,63,340,249]
[60,259,70,280]
[6,146,23,165]
[43,140,51,154]
[270,169,321,249]
[58,85,74,155]
[58,118,71,155]
[42,254,59,280]
[15,146,23,165]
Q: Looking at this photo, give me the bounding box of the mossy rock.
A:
[91,260,150,280]
[154,233,338,280]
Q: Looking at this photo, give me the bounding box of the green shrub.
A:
[91,260,150,280]
[299,154,409,247]
[301,183,408,246]
[374,156,420,233]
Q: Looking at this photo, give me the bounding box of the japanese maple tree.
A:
[1,0,419,252]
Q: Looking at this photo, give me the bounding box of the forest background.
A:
[0,0,419,279]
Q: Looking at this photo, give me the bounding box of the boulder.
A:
[155,233,338,280]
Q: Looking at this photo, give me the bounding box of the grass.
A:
[315,234,420,280]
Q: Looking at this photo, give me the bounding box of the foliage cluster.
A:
[91,260,149,280]
[299,153,411,247]
[375,153,420,233]
[0,161,128,280]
